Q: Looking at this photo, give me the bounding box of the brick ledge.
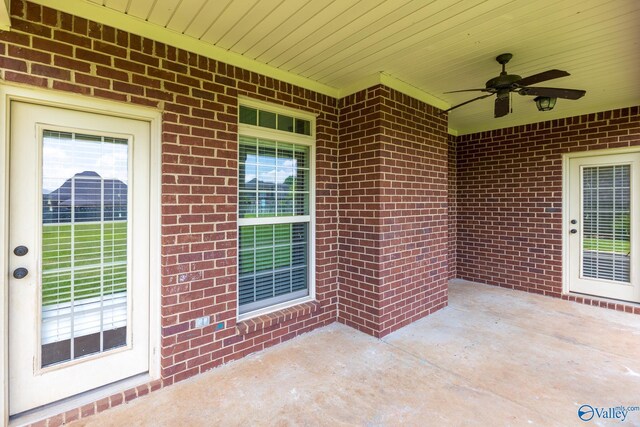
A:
[236,301,321,335]
[562,293,640,315]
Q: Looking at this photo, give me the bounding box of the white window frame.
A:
[237,97,316,321]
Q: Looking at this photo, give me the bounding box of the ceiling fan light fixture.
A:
[534,96,557,111]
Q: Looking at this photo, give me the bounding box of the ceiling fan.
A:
[443,53,586,118]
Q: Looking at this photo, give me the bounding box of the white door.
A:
[567,152,640,303]
[8,101,151,415]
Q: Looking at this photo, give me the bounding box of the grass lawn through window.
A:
[583,238,630,254]
[41,221,127,306]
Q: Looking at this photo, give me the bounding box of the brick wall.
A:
[338,85,449,338]
[448,133,457,279]
[377,88,449,335]
[337,87,385,336]
[2,0,339,423]
[455,107,640,305]
[1,0,457,424]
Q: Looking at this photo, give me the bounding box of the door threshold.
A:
[565,291,640,310]
[9,373,151,427]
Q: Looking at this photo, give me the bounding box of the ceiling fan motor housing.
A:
[485,73,522,91]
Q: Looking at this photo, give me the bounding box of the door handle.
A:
[13,267,28,279]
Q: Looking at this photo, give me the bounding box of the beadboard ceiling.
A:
[29,0,640,135]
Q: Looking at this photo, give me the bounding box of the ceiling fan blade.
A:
[520,87,586,100]
[494,96,510,118]
[516,69,570,86]
[444,88,490,94]
[442,93,493,114]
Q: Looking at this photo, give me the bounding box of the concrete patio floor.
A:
[72,280,640,426]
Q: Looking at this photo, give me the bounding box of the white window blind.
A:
[582,165,631,283]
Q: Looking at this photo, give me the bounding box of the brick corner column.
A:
[338,85,450,337]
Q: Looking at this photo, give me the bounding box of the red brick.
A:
[0,29,30,46]
[32,36,73,56]
[47,414,65,427]
[92,40,127,58]
[76,47,111,65]
[63,408,80,423]
[136,384,150,397]
[130,95,159,108]
[109,392,124,407]
[75,73,110,89]
[96,397,110,413]
[53,29,91,48]
[102,24,116,43]
[11,17,51,37]
[4,71,48,87]
[93,88,127,102]
[123,388,137,402]
[96,64,129,82]
[53,80,90,94]
[113,80,143,95]
[133,73,161,88]
[80,403,96,418]
[53,55,91,72]
[8,44,51,63]
[31,63,70,80]
[130,50,159,67]
[0,57,27,72]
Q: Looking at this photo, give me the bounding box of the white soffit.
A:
[28,0,640,135]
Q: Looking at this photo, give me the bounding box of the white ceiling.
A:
[32,0,640,134]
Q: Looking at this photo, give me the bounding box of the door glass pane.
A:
[582,165,631,283]
[41,130,129,367]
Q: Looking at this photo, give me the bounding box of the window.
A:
[239,105,311,136]
[41,131,130,365]
[238,101,315,317]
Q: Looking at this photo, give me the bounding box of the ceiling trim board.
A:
[379,72,450,111]
[338,72,451,112]
[29,0,341,99]
[0,0,10,30]
[453,100,640,136]
[336,72,382,99]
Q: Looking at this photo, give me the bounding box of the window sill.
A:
[236,300,320,335]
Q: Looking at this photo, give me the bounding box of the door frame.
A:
[562,146,640,299]
[0,84,162,424]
